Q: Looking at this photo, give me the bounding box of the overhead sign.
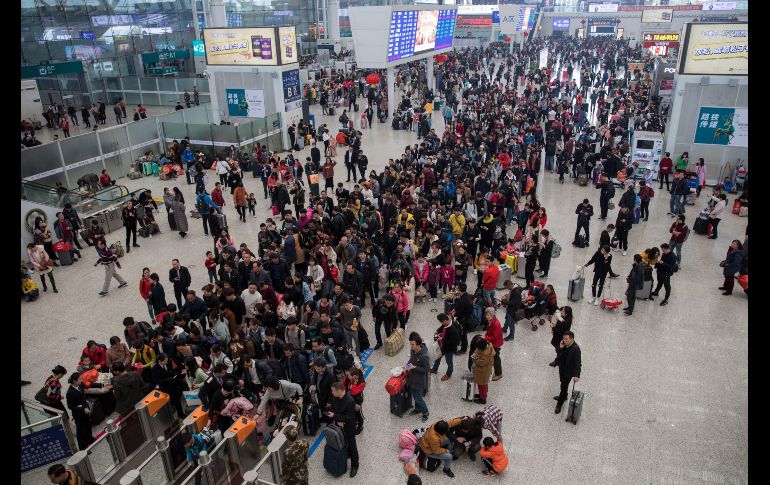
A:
[282,69,302,112]
[693,107,747,147]
[386,8,457,63]
[703,1,738,11]
[202,27,298,66]
[21,61,83,79]
[586,18,617,36]
[226,89,266,118]
[642,32,680,47]
[552,18,570,30]
[680,22,747,75]
[620,5,702,12]
[147,66,178,75]
[141,49,190,64]
[457,14,494,30]
[588,3,619,13]
[192,40,206,56]
[642,8,674,23]
[499,5,537,34]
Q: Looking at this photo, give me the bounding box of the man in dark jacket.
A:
[197,363,234,410]
[651,244,676,306]
[407,333,431,422]
[181,290,209,329]
[623,254,644,315]
[599,178,615,220]
[574,198,594,243]
[451,283,475,353]
[111,362,149,416]
[554,331,581,415]
[151,353,184,418]
[430,313,461,380]
[328,381,359,477]
[342,263,364,307]
[671,172,690,216]
[618,184,636,210]
[309,358,335,413]
[448,416,484,460]
[372,295,398,350]
[281,344,309,389]
[169,259,192,309]
[123,317,152,346]
[502,280,523,341]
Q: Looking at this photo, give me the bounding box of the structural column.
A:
[328,0,341,41]
[209,0,226,29]
[425,56,434,91]
[387,66,395,121]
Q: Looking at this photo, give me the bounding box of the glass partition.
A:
[118,411,147,457]
[88,435,120,481]
[122,77,140,91]
[181,105,212,125]
[125,92,144,106]
[21,143,63,181]
[127,117,164,160]
[157,78,177,93]
[140,77,159,92]
[98,127,133,177]
[210,441,240,483]
[180,466,203,485]
[210,124,240,158]
[160,93,181,106]
[162,123,189,144]
[138,451,170,485]
[143,93,162,106]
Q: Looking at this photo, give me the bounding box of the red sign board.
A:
[642,32,680,48]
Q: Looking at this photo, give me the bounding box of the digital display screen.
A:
[552,18,570,30]
[387,8,456,63]
[202,27,298,66]
[457,15,493,30]
[587,18,617,36]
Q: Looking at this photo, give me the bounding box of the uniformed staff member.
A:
[197,363,233,410]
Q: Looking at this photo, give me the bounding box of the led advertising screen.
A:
[587,18,617,36]
[387,8,457,63]
[203,27,298,66]
[552,18,570,30]
[457,14,494,30]
[679,22,747,76]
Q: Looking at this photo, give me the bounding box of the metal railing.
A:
[21,399,79,480]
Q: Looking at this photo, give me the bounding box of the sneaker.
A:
[441,375,450,381]
[593,298,599,306]
[660,300,668,306]
[98,291,108,297]
[133,244,140,248]
[587,297,594,304]
[622,251,627,256]
[118,282,128,289]
[422,414,429,422]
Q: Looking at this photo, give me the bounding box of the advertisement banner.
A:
[282,69,302,112]
[588,3,619,13]
[680,23,747,75]
[21,425,72,473]
[642,32,680,47]
[277,26,298,65]
[539,48,548,69]
[499,5,537,34]
[642,8,673,23]
[552,18,570,30]
[693,107,748,147]
[226,89,266,118]
[203,27,278,66]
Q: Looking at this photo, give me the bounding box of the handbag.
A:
[719,260,726,268]
[34,386,52,406]
[271,205,280,216]
[608,201,616,210]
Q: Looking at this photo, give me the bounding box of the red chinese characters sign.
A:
[642,32,680,47]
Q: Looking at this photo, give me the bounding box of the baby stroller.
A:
[519,282,547,331]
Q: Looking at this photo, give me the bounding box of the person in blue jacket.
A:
[195,188,221,237]
[720,240,744,296]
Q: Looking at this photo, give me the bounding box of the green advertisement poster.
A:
[693,106,748,147]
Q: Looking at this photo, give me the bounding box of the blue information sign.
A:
[21,425,72,473]
[434,9,457,50]
[282,69,302,112]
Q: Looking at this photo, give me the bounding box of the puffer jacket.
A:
[391,288,409,313]
[419,417,464,455]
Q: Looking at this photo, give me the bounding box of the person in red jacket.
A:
[81,340,108,372]
[658,152,673,191]
[139,267,154,321]
[481,260,499,306]
[483,308,504,381]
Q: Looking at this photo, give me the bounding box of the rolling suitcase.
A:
[323,423,347,451]
[693,217,708,235]
[323,443,348,477]
[685,191,697,206]
[515,253,527,279]
[567,275,585,302]
[214,213,228,232]
[565,383,584,424]
[460,371,476,402]
[389,384,412,417]
[302,402,320,436]
[635,279,653,300]
[56,249,73,266]
[496,263,512,289]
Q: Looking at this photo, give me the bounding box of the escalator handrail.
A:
[22,179,134,203]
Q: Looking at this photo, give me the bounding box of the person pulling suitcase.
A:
[553,331,581,415]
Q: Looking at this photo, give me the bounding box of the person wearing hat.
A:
[430,313,461,381]
[281,426,309,484]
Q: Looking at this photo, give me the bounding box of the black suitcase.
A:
[302,402,321,436]
[323,443,348,477]
[354,103,359,112]
[389,385,412,417]
[565,383,584,424]
[87,398,105,425]
[693,217,708,235]
[417,448,441,472]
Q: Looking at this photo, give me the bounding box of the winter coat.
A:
[407,343,430,391]
[723,248,743,277]
[171,200,189,232]
[472,344,495,385]
[420,417,464,456]
[479,442,509,473]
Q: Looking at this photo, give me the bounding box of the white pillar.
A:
[209,0,226,28]
[328,0,341,41]
[208,72,221,125]
[387,67,395,121]
[426,57,434,91]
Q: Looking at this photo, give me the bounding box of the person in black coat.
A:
[122,201,141,252]
[624,254,644,315]
[574,198,594,242]
[151,353,184,418]
[372,295,397,350]
[66,372,95,450]
[280,344,309,389]
[430,313,461,379]
[614,207,632,254]
[548,307,573,367]
[197,363,235,410]
[309,358,335,412]
[148,274,167,316]
[598,178,614,220]
[554,331,581,415]
[651,244,676,305]
[327,381,359,477]
[583,245,615,305]
[169,260,192,309]
[452,283,475,352]
[111,362,149,416]
[209,379,241,433]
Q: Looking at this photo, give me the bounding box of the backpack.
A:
[550,240,562,258]
[323,422,347,451]
[572,234,588,248]
[606,184,616,199]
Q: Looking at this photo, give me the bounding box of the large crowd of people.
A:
[29,33,748,484]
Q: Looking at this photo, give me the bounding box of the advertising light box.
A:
[679,22,747,75]
[203,26,298,66]
[552,18,570,30]
[387,8,457,63]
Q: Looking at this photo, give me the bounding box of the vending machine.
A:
[630,131,665,179]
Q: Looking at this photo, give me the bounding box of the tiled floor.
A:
[26,104,177,145]
[20,58,748,485]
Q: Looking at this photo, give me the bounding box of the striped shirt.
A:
[96,247,118,266]
[479,404,503,441]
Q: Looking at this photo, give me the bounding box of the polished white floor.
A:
[21,62,747,485]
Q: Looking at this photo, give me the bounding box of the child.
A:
[308,171,320,198]
[76,354,95,374]
[183,430,214,466]
[440,262,454,295]
[247,193,257,218]
[479,436,508,476]
[427,262,440,303]
[22,274,39,302]
[204,251,218,284]
[413,256,429,303]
